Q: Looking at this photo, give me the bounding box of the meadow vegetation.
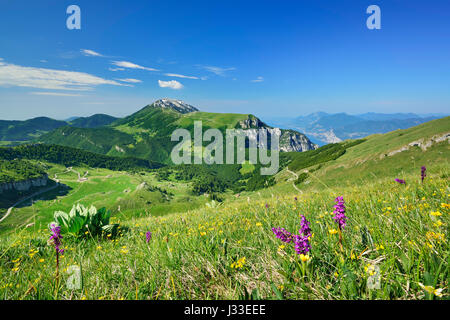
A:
[0,117,448,300]
[0,159,46,184]
[0,169,447,299]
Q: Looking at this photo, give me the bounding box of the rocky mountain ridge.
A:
[152,98,199,114]
[236,115,318,152]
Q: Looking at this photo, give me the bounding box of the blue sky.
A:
[0,0,449,120]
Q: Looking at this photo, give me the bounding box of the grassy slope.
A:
[0,159,46,183]
[0,170,447,299]
[68,114,118,128]
[337,116,450,160]
[177,112,252,130]
[39,108,254,164]
[0,117,67,142]
[283,116,449,190]
[0,118,448,299]
[0,115,120,143]
[0,164,208,235]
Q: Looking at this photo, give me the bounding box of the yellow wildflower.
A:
[299,254,310,262]
[418,283,444,297]
[426,231,445,243]
[433,220,444,228]
[365,264,376,276]
[230,257,246,269]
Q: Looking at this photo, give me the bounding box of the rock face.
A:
[153,98,199,114]
[238,116,266,129]
[279,129,319,152]
[237,115,318,152]
[381,132,450,159]
[0,174,48,194]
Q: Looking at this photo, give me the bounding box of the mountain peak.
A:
[152,98,199,114]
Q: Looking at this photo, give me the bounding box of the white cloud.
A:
[116,78,142,83]
[201,65,236,76]
[40,60,48,63]
[111,61,159,71]
[164,73,199,80]
[158,80,183,90]
[81,49,104,57]
[109,67,125,72]
[29,92,83,97]
[251,76,264,83]
[0,60,124,91]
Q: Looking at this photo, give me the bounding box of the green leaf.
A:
[270,283,284,300]
[101,224,119,234]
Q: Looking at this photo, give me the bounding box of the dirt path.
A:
[286,167,303,194]
[68,167,88,182]
[0,184,59,224]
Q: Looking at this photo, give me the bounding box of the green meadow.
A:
[0,117,448,300]
[0,170,448,299]
[0,164,208,235]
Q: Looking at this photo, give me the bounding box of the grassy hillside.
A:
[0,114,120,144]
[0,159,52,219]
[0,145,163,217]
[0,159,46,184]
[286,117,449,190]
[68,114,118,128]
[0,168,447,299]
[177,112,255,130]
[0,144,163,171]
[0,117,67,142]
[39,106,261,164]
[0,118,448,300]
[0,164,209,235]
[39,103,318,164]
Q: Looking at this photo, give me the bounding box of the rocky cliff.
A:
[279,129,319,152]
[0,174,49,194]
[237,115,318,152]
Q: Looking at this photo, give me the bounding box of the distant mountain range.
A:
[0,99,318,163]
[264,112,448,145]
[2,101,445,160]
[0,114,118,142]
[67,114,119,128]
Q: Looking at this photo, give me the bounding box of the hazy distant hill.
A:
[0,117,67,142]
[0,114,119,143]
[265,112,446,145]
[68,114,118,128]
